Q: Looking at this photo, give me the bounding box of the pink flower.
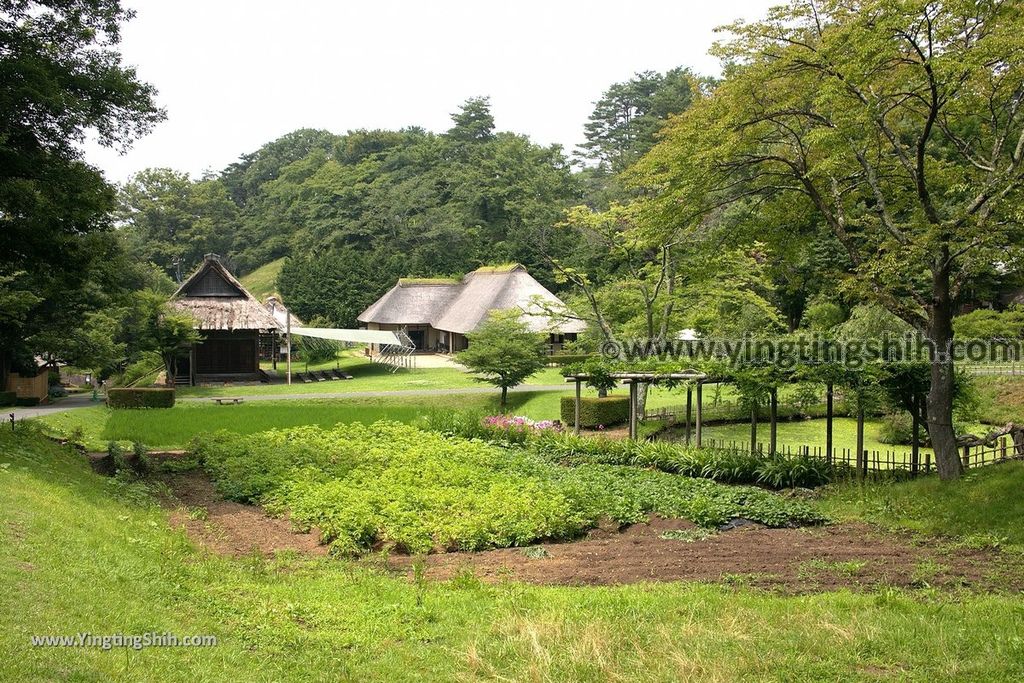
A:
[479,415,562,433]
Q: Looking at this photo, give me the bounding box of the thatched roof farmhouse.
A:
[358,264,586,352]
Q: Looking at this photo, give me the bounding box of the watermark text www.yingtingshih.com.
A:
[30,632,218,651]
[599,333,1024,369]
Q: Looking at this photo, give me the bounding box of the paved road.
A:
[6,393,101,421]
[7,384,572,421]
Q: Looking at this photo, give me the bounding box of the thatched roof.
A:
[265,296,304,328]
[358,281,461,326]
[169,255,282,332]
[358,264,587,335]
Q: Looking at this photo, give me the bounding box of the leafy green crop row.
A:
[419,410,836,488]
[193,422,824,554]
[531,431,837,488]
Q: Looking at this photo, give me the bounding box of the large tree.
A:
[0,0,163,385]
[119,168,239,280]
[549,201,780,414]
[635,0,1024,479]
[457,310,548,408]
[578,67,712,174]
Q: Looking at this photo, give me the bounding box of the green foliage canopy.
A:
[457,310,548,406]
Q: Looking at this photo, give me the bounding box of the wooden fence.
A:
[699,436,1023,477]
[644,399,836,424]
[965,362,1024,376]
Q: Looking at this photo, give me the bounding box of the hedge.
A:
[0,391,15,406]
[106,387,176,409]
[560,395,629,428]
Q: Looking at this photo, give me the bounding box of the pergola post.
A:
[769,388,778,456]
[628,380,638,441]
[825,383,834,465]
[856,402,865,479]
[286,307,292,385]
[685,385,693,445]
[564,371,709,443]
[574,379,581,435]
[695,381,703,447]
[911,394,920,476]
[750,404,758,454]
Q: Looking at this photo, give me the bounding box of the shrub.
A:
[755,455,833,489]
[48,385,68,399]
[792,383,822,416]
[479,415,562,443]
[107,440,131,474]
[107,387,175,409]
[878,412,914,445]
[0,391,16,406]
[560,395,629,428]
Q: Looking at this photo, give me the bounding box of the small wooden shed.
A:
[168,254,282,385]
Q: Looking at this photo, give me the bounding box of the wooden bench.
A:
[211,397,244,405]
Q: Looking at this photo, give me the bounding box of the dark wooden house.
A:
[168,255,282,385]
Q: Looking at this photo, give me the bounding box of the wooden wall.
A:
[7,370,48,403]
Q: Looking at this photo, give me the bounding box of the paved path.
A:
[6,393,100,421]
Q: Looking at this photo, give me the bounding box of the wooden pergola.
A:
[563,370,918,475]
[565,371,708,442]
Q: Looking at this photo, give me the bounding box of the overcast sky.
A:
[83,0,779,184]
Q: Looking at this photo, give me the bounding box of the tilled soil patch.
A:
[389,516,1024,593]
[155,472,1021,592]
[158,470,326,558]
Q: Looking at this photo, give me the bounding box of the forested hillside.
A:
[115,75,706,327]
[117,99,580,326]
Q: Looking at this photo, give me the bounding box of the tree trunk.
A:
[500,385,508,409]
[927,262,962,480]
[164,354,177,388]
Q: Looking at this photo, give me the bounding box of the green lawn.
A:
[238,257,284,301]
[37,391,581,450]
[179,353,571,397]
[40,383,721,451]
[180,350,742,405]
[703,417,899,454]
[701,416,988,463]
[3,428,1024,681]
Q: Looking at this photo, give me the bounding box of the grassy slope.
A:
[821,460,1024,549]
[177,350,745,405]
[3,428,1024,681]
[975,374,1024,424]
[238,257,284,302]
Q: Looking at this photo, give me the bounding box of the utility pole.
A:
[286,304,292,385]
